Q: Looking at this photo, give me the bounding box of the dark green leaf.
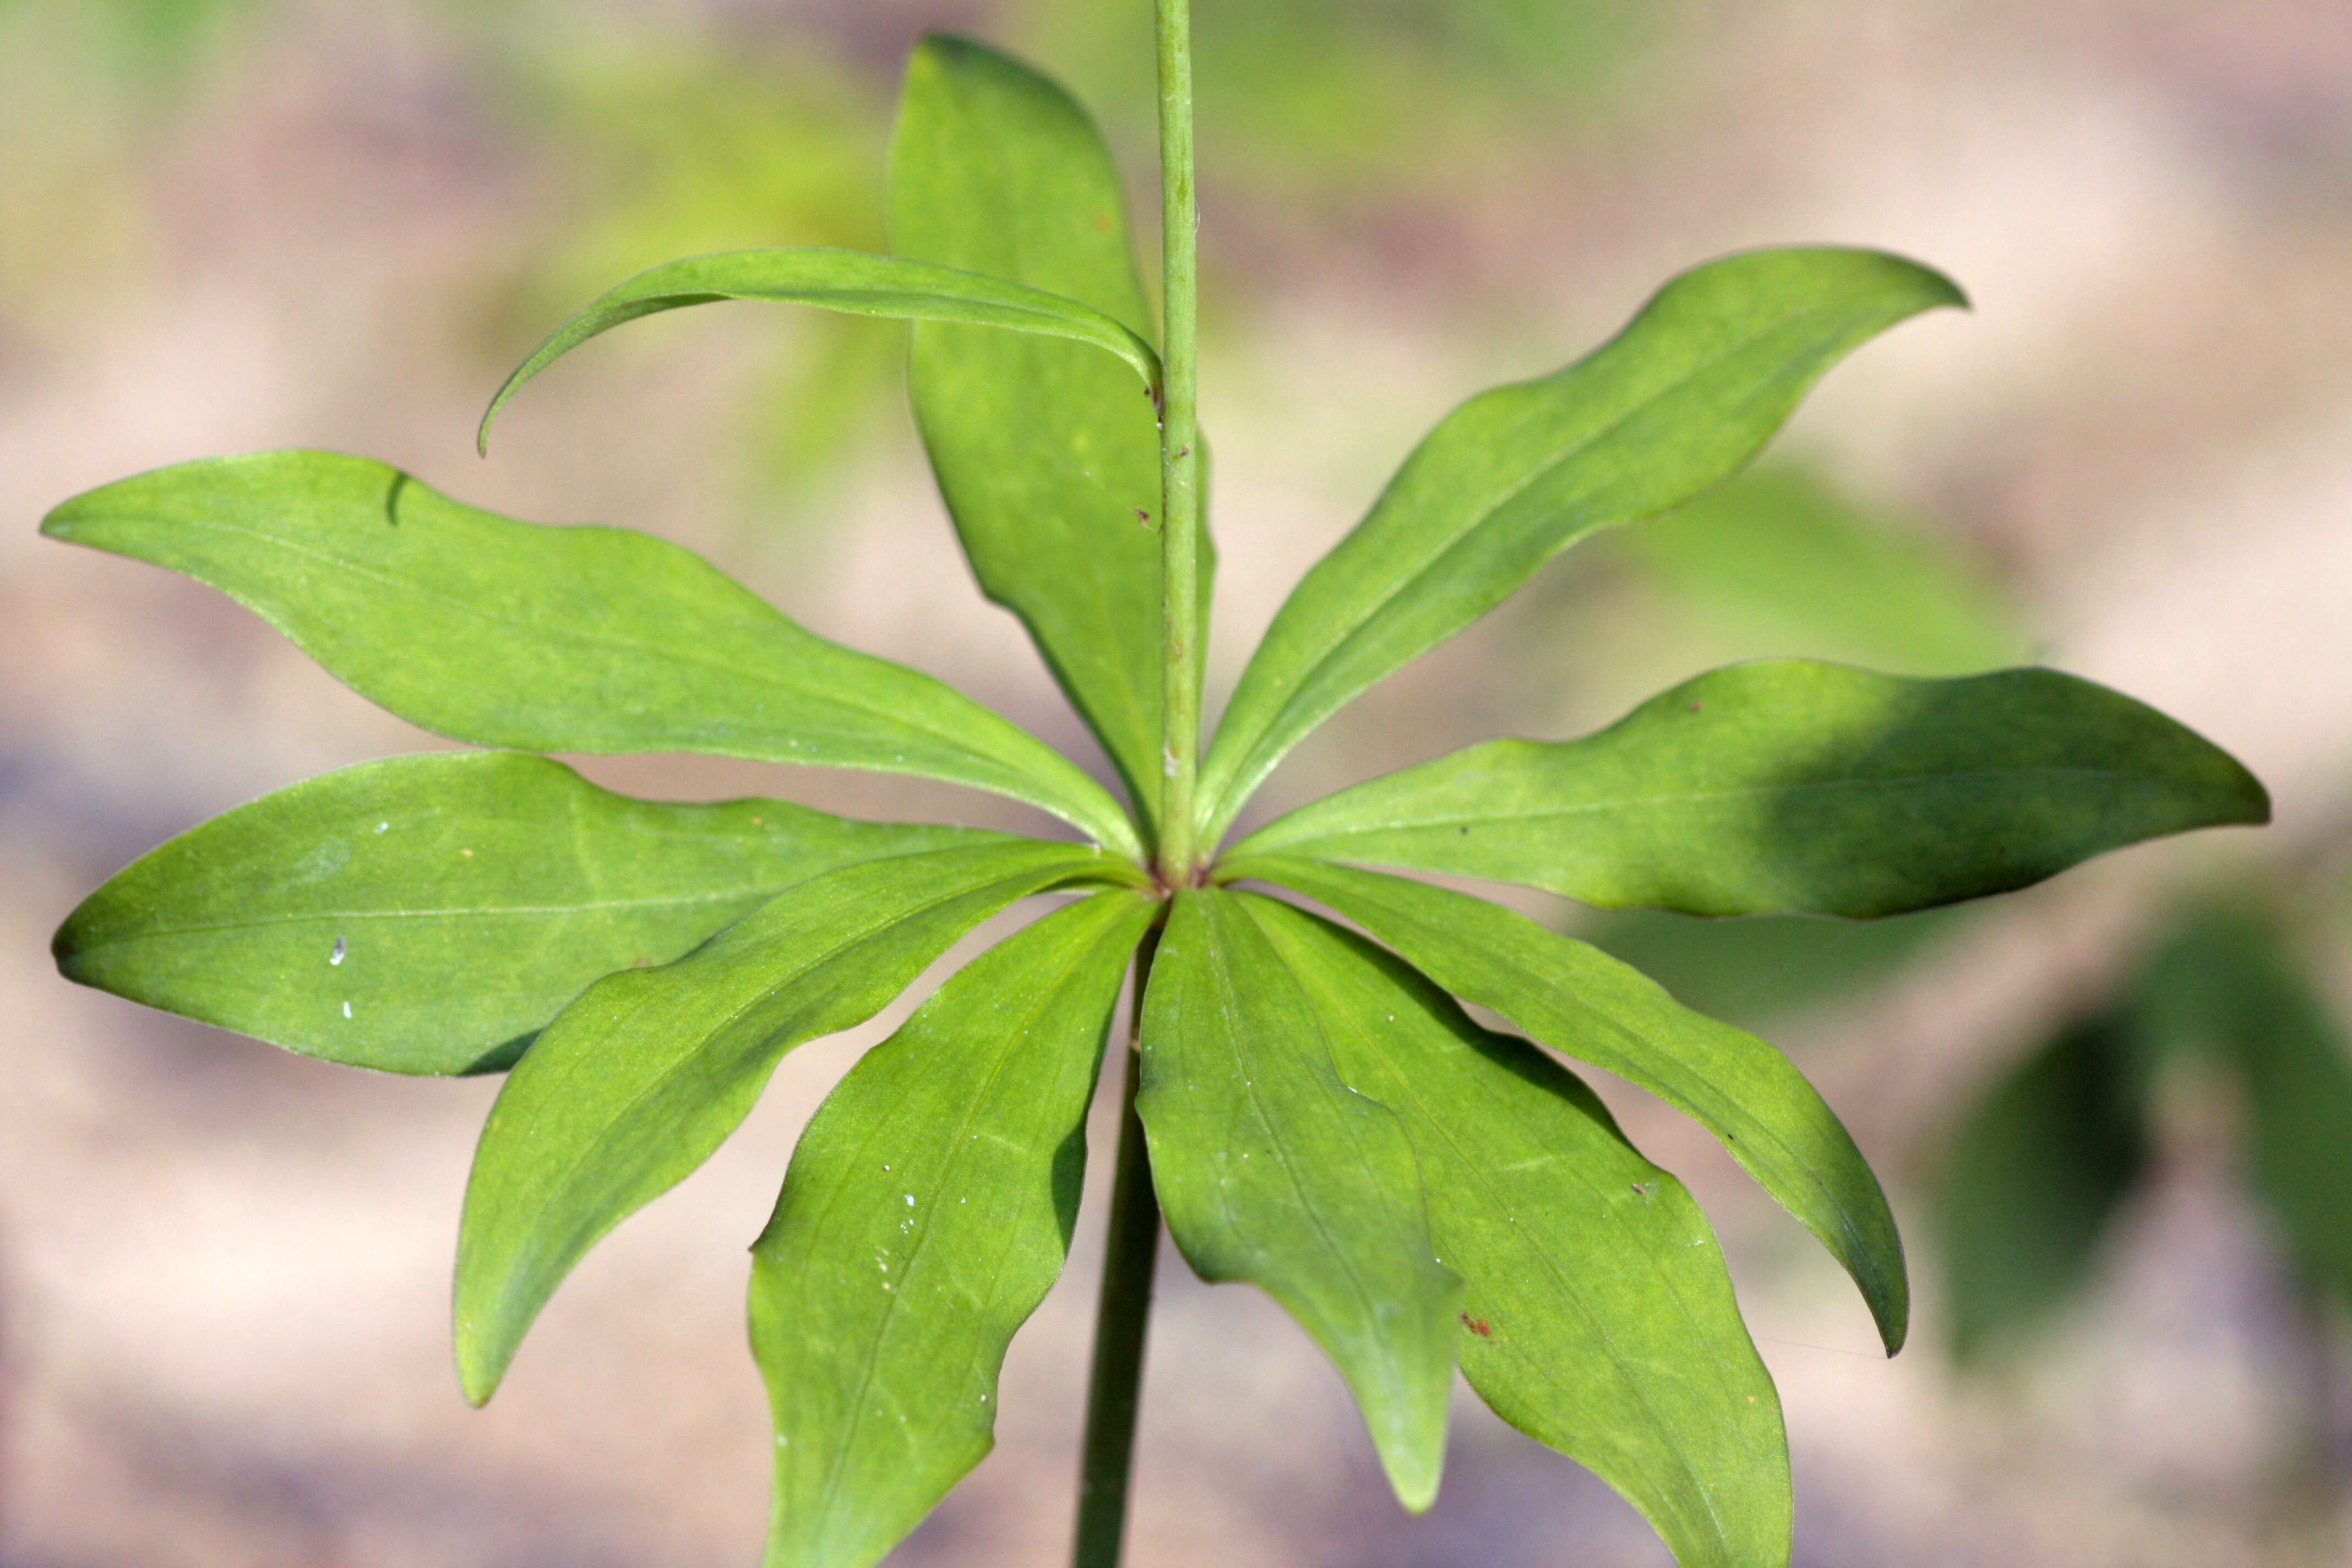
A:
[1137,889,1459,1510]
[1201,248,1965,841]
[1237,662,2269,918]
[52,750,993,1075]
[454,840,1129,1402]
[1936,1009,2147,1360]
[41,453,1142,858]
[478,247,1162,452]
[891,35,1207,831]
[1248,898,1790,1568]
[2137,907,2352,1302]
[1226,856,1908,1354]
[750,889,1153,1568]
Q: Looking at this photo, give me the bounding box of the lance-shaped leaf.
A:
[1137,888,1460,1509]
[1936,1009,2147,1360]
[478,247,1162,451]
[750,890,1153,1568]
[1200,248,1965,841]
[1226,856,1908,1354]
[454,839,1131,1403]
[1237,662,2270,918]
[51,750,1000,1076]
[42,453,1142,858]
[1250,898,1789,1568]
[892,35,1205,830]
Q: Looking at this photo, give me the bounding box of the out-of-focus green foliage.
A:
[1028,0,1653,189]
[1580,905,1966,1032]
[1937,896,2352,1358]
[4,0,1662,510]
[1938,1008,2150,1362]
[1615,465,2023,678]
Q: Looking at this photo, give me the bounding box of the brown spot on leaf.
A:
[1461,1314,1493,1338]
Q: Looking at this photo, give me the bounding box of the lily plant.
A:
[44,8,2267,1567]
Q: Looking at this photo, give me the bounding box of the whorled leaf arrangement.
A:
[45,23,2266,1568]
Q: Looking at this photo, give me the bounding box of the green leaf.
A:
[42,452,1142,858]
[1237,662,2270,918]
[1248,897,1790,1568]
[1225,856,1908,1354]
[51,750,1003,1076]
[891,34,1207,831]
[2136,906,2352,1302]
[1617,463,2022,676]
[1935,1009,2147,1360]
[1137,888,1460,1510]
[1200,248,1966,841]
[750,889,1153,1568]
[453,839,1126,1403]
[478,247,1162,453]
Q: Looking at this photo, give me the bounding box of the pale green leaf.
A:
[891,34,1208,831]
[1237,662,2268,917]
[454,840,1128,1402]
[1580,906,1967,1033]
[478,246,1161,452]
[1201,248,1966,841]
[1225,856,1907,1354]
[1250,897,1789,1568]
[42,453,1141,857]
[52,750,994,1075]
[750,890,1154,1568]
[1619,464,2022,676]
[1137,888,1459,1509]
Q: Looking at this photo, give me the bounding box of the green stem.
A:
[1153,0,1204,885]
[1071,925,1164,1568]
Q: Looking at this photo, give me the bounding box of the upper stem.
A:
[1153,0,1204,885]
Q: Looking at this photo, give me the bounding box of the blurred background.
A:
[4,1,2352,1564]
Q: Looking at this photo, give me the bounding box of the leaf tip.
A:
[2226,760,2273,828]
[39,489,95,543]
[49,908,90,981]
[1380,1437,1446,1516]
[476,377,521,458]
[453,1318,511,1408]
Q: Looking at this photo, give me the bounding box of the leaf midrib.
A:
[1213,900,1410,1401]
[149,513,1029,777]
[802,910,1117,1544]
[1280,764,2170,840]
[70,887,763,948]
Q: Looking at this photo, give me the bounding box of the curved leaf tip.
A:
[478,247,1163,455]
